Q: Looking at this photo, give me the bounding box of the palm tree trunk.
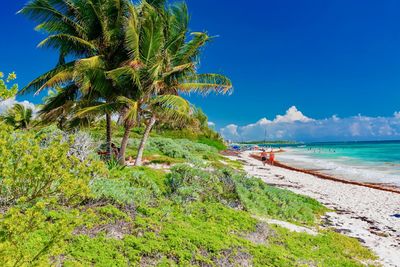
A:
[135,114,156,166]
[119,125,132,165]
[106,113,112,160]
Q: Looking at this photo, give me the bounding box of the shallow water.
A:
[274,141,400,186]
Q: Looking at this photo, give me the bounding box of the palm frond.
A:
[38,34,97,53]
[116,96,138,124]
[174,32,210,65]
[150,94,191,120]
[18,0,86,37]
[19,61,76,95]
[125,3,140,60]
[37,69,74,93]
[140,3,164,63]
[75,102,117,119]
[177,74,233,94]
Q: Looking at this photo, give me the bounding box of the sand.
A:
[227,150,400,267]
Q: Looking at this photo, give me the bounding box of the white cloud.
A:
[0,98,37,115]
[273,106,313,123]
[208,121,216,127]
[220,106,400,142]
[220,124,239,140]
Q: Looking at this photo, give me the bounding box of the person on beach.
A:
[260,149,268,166]
[269,149,275,165]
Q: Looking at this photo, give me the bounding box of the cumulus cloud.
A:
[220,124,239,139]
[208,121,216,127]
[220,106,400,142]
[273,106,313,123]
[0,98,37,115]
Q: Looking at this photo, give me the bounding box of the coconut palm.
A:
[19,0,130,157]
[106,1,232,165]
[1,104,34,130]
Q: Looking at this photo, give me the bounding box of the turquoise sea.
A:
[274,141,400,186]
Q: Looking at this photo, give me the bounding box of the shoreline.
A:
[227,150,400,267]
[249,153,400,194]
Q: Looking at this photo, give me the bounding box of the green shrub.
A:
[128,137,218,162]
[197,136,226,151]
[232,172,328,226]
[65,235,127,266]
[152,138,188,158]
[0,202,81,266]
[0,128,106,205]
[166,164,224,203]
[90,179,136,205]
[91,167,166,207]
[165,165,240,206]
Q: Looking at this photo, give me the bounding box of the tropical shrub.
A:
[90,179,136,205]
[0,71,17,101]
[91,167,166,207]
[231,172,328,226]
[128,137,218,164]
[197,136,227,151]
[152,138,188,158]
[0,127,106,206]
[38,126,100,162]
[163,166,229,208]
[0,202,81,266]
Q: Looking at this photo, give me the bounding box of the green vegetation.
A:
[232,173,328,226]
[1,104,34,130]
[0,71,18,101]
[0,126,377,266]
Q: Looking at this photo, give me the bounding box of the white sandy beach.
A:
[227,150,400,267]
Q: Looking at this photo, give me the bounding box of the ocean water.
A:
[274,141,400,186]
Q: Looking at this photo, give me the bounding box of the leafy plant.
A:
[90,178,136,205]
[232,172,328,226]
[0,127,106,205]
[1,104,33,130]
[0,71,18,101]
[0,202,81,266]
[106,158,127,171]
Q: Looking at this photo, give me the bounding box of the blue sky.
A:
[1,0,400,141]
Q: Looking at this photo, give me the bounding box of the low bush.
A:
[232,172,328,226]
[165,165,241,208]
[90,179,136,205]
[0,202,82,266]
[197,136,226,151]
[0,127,106,206]
[128,137,218,161]
[91,167,166,207]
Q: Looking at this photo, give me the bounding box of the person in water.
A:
[260,149,268,166]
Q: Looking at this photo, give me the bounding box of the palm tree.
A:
[108,1,232,165]
[1,104,34,130]
[19,0,130,157]
[134,95,194,166]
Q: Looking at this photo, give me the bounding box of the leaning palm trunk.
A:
[106,113,112,160]
[134,114,156,166]
[119,124,132,165]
